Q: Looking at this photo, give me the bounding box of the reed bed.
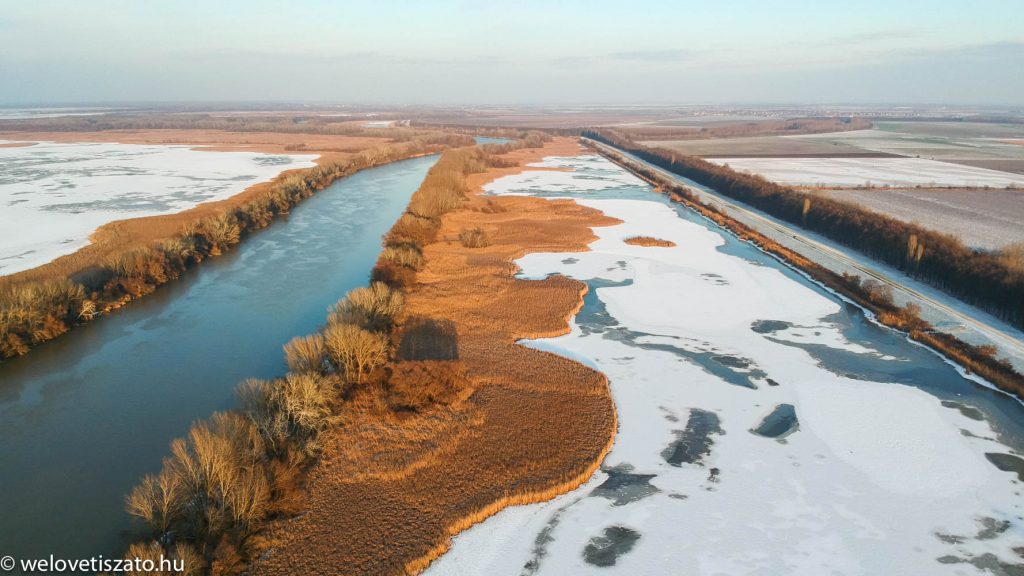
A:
[0,134,472,359]
[623,235,676,247]
[255,137,621,576]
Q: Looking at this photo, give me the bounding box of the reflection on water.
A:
[0,154,437,561]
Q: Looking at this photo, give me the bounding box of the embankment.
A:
[594,144,1024,402]
[583,131,1024,330]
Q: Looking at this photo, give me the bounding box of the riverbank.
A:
[255,137,621,575]
[0,130,392,163]
[0,133,471,358]
[0,154,441,565]
[426,152,1024,576]
[593,144,1024,402]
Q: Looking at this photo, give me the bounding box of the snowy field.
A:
[426,156,1024,576]
[0,141,317,274]
[712,157,1024,187]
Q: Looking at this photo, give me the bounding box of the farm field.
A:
[641,135,881,157]
[709,156,1024,188]
[809,187,1024,250]
[793,123,1024,174]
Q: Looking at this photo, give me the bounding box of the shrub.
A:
[329,282,404,332]
[385,213,438,249]
[199,213,241,255]
[458,227,490,248]
[165,412,270,541]
[237,374,335,458]
[323,323,390,384]
[380,246,424,270]
[371,262,417,289]
[283,334,327,374]
[125,466,184,535]
[0,278,87,357]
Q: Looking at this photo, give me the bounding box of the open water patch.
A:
[662,408,724,466]
[590,464,660,506]
[750,404,800,440]
[582,526,641,567]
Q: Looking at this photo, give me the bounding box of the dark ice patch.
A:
[986,453,1024,482]
[750,404,799,440]
[583,526,641,567]
[590,464,659,506]
[751,319,793,334]
[662,408,723,466]
[941,400,986,422]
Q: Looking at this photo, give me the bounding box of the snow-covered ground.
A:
[426,155,1024,576]
[0,141,317,275]
[711,157,1024,187]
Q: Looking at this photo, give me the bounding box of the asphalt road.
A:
[585,138,1024,368]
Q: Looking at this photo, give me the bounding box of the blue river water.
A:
[0,154,437,562]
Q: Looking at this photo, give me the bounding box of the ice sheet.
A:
[427,155,1024,576]
[0,141,316,274]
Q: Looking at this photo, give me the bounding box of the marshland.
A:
[4,2,1024,575]
[0,153,439,563]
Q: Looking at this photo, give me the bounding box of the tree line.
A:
[118,134,550,574]
[584,130,1024,329]
[0,133,474,359]
[593,141,1024,400]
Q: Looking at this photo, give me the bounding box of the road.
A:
[585,138,1024,369]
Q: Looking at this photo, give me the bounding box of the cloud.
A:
[802,28,927,48]
[609,49,697,62]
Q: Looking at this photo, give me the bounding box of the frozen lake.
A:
[427,155,1024,576]
[0,140,317,274]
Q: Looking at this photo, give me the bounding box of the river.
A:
[0,154,437,562]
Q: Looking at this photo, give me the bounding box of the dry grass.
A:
[255,137,622,576]
[1,134,471,358]
[457,227,490,248]
[5,131,471,287]
[624,235,676,247]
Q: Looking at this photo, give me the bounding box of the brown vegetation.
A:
[624,236,676,247]
[124,277,409,570]
[594,142,1024,401]
[255,136,620,575]
[0,133,472,359]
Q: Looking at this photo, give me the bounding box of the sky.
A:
[1,0,1022,106]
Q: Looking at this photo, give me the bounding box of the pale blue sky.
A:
[2,0,1022,105]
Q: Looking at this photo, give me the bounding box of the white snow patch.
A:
[485,154,646,196]
[711,157,1024,187]
[426,155,1024,576]
[0,141,317,275]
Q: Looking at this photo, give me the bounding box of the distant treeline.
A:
[610,117,872,142]
[594,144,1024,400]
[584,130,1024,329]
[0,113,442,140]
[0,133,474,359]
